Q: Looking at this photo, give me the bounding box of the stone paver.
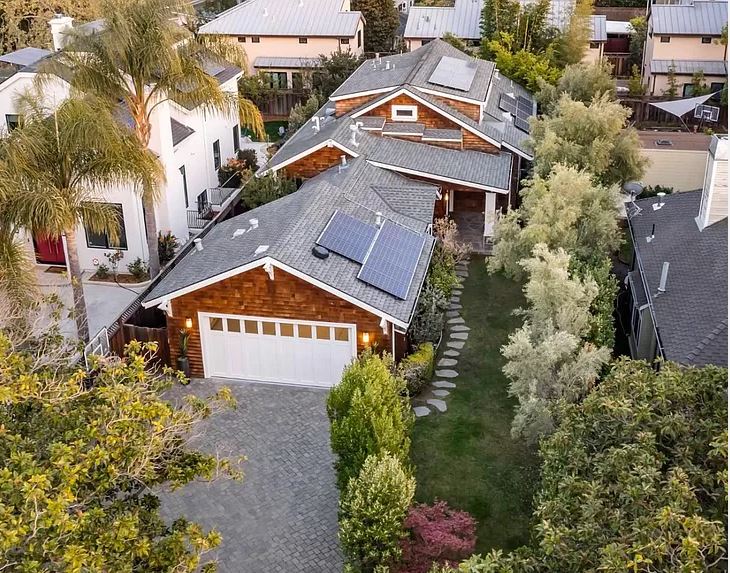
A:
[453,288,463,295]
[447,340,465,349]
[450,324,471,332]
[158,379,342,573]
[427,399,448,412]
[446,310,460,318]
[432,380,456,388]
[437,358,458,367]
[432,389,450,397]
[414,406,432,417]
[448,316,465,325]
[450,332,469,340]
[435,369,458,378]
[443,349,460,357]
[448,303,463,310]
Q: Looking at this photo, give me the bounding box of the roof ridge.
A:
[686,318,728,364]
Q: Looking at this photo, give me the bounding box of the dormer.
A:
[697,135,728,230]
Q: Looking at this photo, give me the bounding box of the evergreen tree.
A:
[664,61,679,98]
[352,0,399,53]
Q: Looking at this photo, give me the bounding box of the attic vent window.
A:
[391,105,418,122]
[655,139,673,146]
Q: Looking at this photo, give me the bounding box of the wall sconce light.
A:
[362,332,370,345]
[444,191,449,203]
[184,317,193,329]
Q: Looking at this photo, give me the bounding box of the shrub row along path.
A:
[410,258,540,553]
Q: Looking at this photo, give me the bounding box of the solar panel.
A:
[517,96,534,117]
[316,211,378,264]
[499,94,517,114]
[428,56,478,92]
[514,116,531,133]
[358,221,425,300]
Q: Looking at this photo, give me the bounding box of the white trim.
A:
[391,104,419,122]
[413,85,484,106]
[384,130,423,137]
[422,135,462,142]
[365,159,510,194]
[142,255,411,329]
[258,138,359,176]
[350,87,501,148]
[329,86,398,101]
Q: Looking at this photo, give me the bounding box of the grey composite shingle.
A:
[145,158,437,324]
[403,0,482,40]
[651,1,728,36]
[382,122,426,135]
[199,0,362,37]
[628,190,728,366]
[422,128,462,141]
[650,59,728,75]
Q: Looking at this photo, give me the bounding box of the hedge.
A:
[398,343,435,396]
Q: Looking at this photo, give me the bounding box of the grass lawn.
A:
[264,120,287,142]
[411,258,540,554]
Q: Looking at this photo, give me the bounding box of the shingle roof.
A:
[590,15,607,42]
[199,0,362,37]
[253,57,321,68]
[651,1,728,36]
[628,190,728,367]
[403,0,482,40]
[650,59,728,75]
[144,158,437,325]
[170,118,195,146]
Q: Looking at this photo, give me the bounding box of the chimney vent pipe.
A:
[193,238,203,252]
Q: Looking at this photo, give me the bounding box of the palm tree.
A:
[45,0,250,277]
[0,94,160,342]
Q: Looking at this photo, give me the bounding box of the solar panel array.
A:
[428,56,478,92]
[498,94,516,114]
[514,116,531,133]
[358,221,425,300]
[498,93,534,134]
[317,211,378,264]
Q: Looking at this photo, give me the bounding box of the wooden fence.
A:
[260,92,308,120]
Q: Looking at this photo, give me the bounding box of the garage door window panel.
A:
[298,324,312,338]
[334,327,349,342]
[210,317,223,331]
[244,320,258,334]
[280,323,295,337]
[316,326,331,340]
[262,321,276,335]
[227,319,241,332]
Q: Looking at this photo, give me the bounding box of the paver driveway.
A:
[158,378,342,573]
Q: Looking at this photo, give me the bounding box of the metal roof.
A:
[651,1,728,36]
[199,0,362,37]
[0,47,51,68]
[628,190,728,366]
[144,158,436,324]
[403,0,482,40]
[253,56,321,68]
[606,19,634,35]
[650,59,728,75]
[590,15,608,42]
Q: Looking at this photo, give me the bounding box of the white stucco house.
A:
[0,16,245,276]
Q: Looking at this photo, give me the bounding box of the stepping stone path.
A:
[413,261,472,416]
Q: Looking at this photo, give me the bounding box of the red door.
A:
[34,235,66,265]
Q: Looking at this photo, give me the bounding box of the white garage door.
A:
[199,313,357,387]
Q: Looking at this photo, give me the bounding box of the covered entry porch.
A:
[442,189,505,255]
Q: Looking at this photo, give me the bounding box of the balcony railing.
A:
[207,186,238,209]
[186,186,240,231]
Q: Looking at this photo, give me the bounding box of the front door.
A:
[453,190,486,213]
[33,235,66,265]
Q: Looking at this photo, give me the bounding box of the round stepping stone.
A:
[448,303,463,310]
[450,332,469,340]
[448,316,465,324]
[427,399,447,412]
[452,290,463,297]
[449,297,461,305]
[443,349,460,357]
[450,324,470,332]
[438,358,457,367]
[414,406,432,417]
[446,310,460,318]
[435,369,458,378]
[456,271,469,278]
[432,389,450,397]
[433,380,456,388]
[447,340,465,349]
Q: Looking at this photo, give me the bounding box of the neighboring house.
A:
[642,0,728,97]
[142,157,437,385]
[259,40,536,251]
[396,0,416,14]
[0,15,243,275]
[519,0,575,31]
[583,15,607,64]
[403,0,481,50]
[198,0,365,91]
[638,131,712,191]
[626,135,728,366]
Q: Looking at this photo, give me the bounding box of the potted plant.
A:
[177,329,190,378]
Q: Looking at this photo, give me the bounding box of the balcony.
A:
[186,186,239,232]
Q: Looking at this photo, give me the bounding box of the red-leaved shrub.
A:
[398,501,477,573]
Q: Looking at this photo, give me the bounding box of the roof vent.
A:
[262,7,268,16]
[312,245,330,259]
[249,218,259,229]
[655,139,673,146]
[233,228,246,237]
[375,212,383,227]
[254,244,269,255]
[652,192,666,211]
[646,223,655,243]
[338,154,348,173]
[311,116,321,132]
[385,60,391,71]
[193,238,203,252]
[655,261,670,296]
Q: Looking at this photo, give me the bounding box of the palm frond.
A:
[0,231,40,312]
[239,98,266,141]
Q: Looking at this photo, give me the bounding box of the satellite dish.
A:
[622,181,644,197]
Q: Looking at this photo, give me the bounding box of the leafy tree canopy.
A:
[553,0,593,66]
[313,51,364,100]
[481,34,561,92]
[537,60,615,111]
[352,0,399,53]
[529,93,647,187]
[0,331,241,572]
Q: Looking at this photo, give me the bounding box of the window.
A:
[334,327,349,342]
[682,83,695,97]
[631,304,642,339]
[244,320,258,334]
[5,114,19,131]
[280,323,295,337]
[261,321,276,335]
[589,41,600,49]
[212,139,221,170]
[298,324,312,338]
[232,124,240,152]
[264,71,288,90]
[209,317,223,331]
[298,37,308,44]
[701,36,712,44]
[357,29,362,48]
[391,104,418,122]
[660,36,670,43]
[85,203,127,249]
[179,165,188,208]
[316,326,330,340]
[710,82,725,100]
[251,36,260,43]
[237,36,246,42]
[227,319,241,332]
[340,38,350,45]
[197,189,209,213]
[292,72,304,92]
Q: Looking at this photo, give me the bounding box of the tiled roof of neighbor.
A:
[199,0,362,37]
[170,118,195,146]
[651,1,728,36]
[637,131,712,151]
[590,15,608,42]
[628,190,728,366]
[253,57,322,68]
[144,158,437,324]
[650,59,728,75]
[403,0,482,40]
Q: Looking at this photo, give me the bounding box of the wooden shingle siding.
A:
[365,94,457,130]
[169,267,390,378]
[336,94,382,116]
[430,94,481,121]
[462,131,499,153]
[283,145,355,179]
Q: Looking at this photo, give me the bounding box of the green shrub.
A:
[158,231,179,266]
[241,173,297,210]
[408,284,448,346]
[127,257,149,281]
[339,454,415,572]
[94,263,110,279]
[398,343,435,395]
[428,244,459,299]
[638,184,673,199]
[570,257,618,349]
[236,148,259,171]
[327,351,412,490]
